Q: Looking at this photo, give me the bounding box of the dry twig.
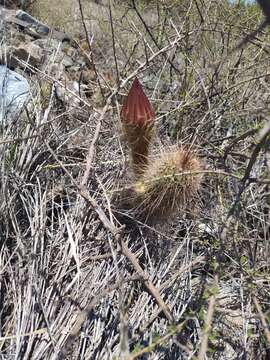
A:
[253,296,270,345]
[197,274,218,360]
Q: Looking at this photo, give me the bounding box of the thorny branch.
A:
[77,0,105,99]
[253,296,270,345]
[109,0,120,86]
[197,274,218,360]
[213,0,270,67]
[227,120,270,219]
[45,142,175,353]
[131,0,181,75]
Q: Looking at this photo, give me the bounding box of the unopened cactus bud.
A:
[121,77,155,176]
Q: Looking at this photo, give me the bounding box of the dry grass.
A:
[1,0,270,359]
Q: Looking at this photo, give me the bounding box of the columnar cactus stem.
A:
[132,147,203,223]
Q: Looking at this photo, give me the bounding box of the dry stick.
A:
[128,321,187,360]
[227,120,270,219]
[79,91,114,185]
[77,0,104,100]
[197,274,218,360]
[131,0,181,75]
[80,118,101,187]
[120,240,174,324]
[212,6,269,70]
[61,274,142,358]
[138,255,206,335]
[253,296,270,345]
[0,134,39,145]
[232,19,268,54]
[242,120,270,185]
[223,128,258,160]
[194,0,204,24]
[45,144,174,330]
[220,120,270,249]
[109,0,120,87]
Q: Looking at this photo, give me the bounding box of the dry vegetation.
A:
[1,0,270,359]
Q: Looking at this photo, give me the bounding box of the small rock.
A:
[55,80,86,108]
[62,55,74,68]
[33,37,61,50]
[0,65,29,124]
[81,69,96,83]
[68,65,81,73]
[16,10,50,36]
[6,42,44,69]
[198,222,218,237]
[76,57,86,67]
[47,63,65,79]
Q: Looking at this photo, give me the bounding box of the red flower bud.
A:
[121,77,155,125]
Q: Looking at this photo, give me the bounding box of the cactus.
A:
[121,77,155,176]
[119,78,203,224]
[131,147,203,223]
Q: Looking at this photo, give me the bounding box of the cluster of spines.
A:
[132,147,202,223]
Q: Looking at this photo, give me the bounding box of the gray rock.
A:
[76,57,86,67]
[55,80,86,108]
[62,55,74,68]
[0,65,29,124]
[68,65,81,73]
[6,42,44,69]
[33,38,61,51]
[16,10,50,36]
